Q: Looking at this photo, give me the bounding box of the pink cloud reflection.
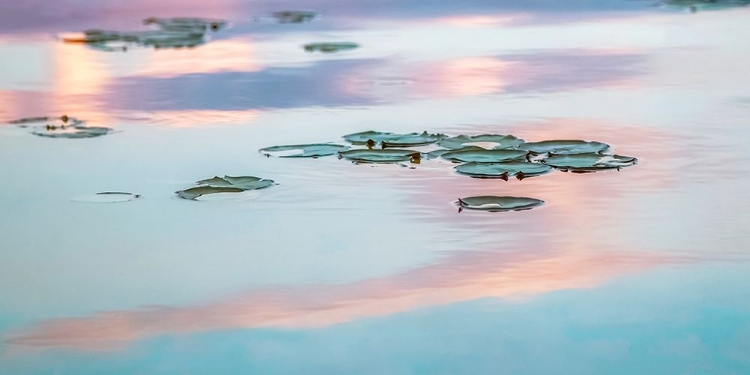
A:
[6,246,678,351]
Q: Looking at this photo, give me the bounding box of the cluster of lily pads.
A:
[258,130,638,212]
[60,17,227,51]
[662,0,750,11]
[8,115,112,139]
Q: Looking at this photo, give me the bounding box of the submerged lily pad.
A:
[441,148,528,163]
[455,161,552,179]
[457,196,544,212]
[71,192,141,203]
[338,149,422,164]
[303,42,359,53]
[438,134,524,150]
[542,153,638,172]
[519,140,610,155]
[176,175,274,200]
[342,131,444,147]
[272,11,316,23]
[259,143,349,157]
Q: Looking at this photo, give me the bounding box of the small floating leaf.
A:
[272,11,316,23]
[259,143,349,157]
[9,115,84,127]
[457,196,544,212]
[342,131,444,147]
[177,175,274,200]
[438,134,524,150]
[455,161,552,179]
[303,42,359,53]
[71,192,141,203]
[519,140,610,155]
[542,153,638,172]
[441,148,528,163]
[339,149,421,164]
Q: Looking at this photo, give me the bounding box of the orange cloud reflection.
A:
[6,246,677,351]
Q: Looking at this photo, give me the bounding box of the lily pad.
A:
[338,149,422,164]
[519,140,610,155]
[272,11,316,23]
[441,148,528,163]
[303,42,359,53]
[71,192,141,203]
[455,161,552,179]
[32,126,111,139]
[62,17,226,52]
[438,134,524,150]
[177,175,274,200]
[259,143,349,157]
[542,153,638,172]
[9,115,83,127]
[342,131,445,147]
[143,17,227,32]
[457,196,544,212]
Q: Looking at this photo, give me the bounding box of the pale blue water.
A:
[1,1,749,374]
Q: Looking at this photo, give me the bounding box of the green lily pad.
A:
[143,17,227,32]
[342,131,445,147]
[338,149,422,164]
[32,126,111,139]
[455,161,552,180]
[71,192,141,203]
[438,134,524,150]
[662,0,750,11]
[303,42,359,53]
[62,17,226,52]
[177,175,274,200]
[441,148,528,163]
[457,196,544,212]
[519,140,610,155]
[259,143,349,158]
[542,153,638,172]
[9,115,84,127]
[272,11,316,23]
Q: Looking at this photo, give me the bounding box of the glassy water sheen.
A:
[1,1,749,374]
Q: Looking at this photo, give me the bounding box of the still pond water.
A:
[1,0,749,374]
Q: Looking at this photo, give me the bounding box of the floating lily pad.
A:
[303,42,359,53]
[441,148,528,163]
[338,149,421,164]
[143,17,226,32]
[9,115,83,127]
[62,17,226,52]
[438,134,524,150]
[32,126,112,139]
[259,143,349,157]
[519,140,610,155]
[542,153,638,172]
[8,115,112,139]
[342,131,444,147]
[272,11,316,23]
[662,0,750,11]
[455,161,552,179]
[457,196,544,212]
[176,175,274,200]
[71,192,141,203]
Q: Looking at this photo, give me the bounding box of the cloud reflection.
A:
[6,246,677,350]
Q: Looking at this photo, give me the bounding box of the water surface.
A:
[1,1,749,374]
